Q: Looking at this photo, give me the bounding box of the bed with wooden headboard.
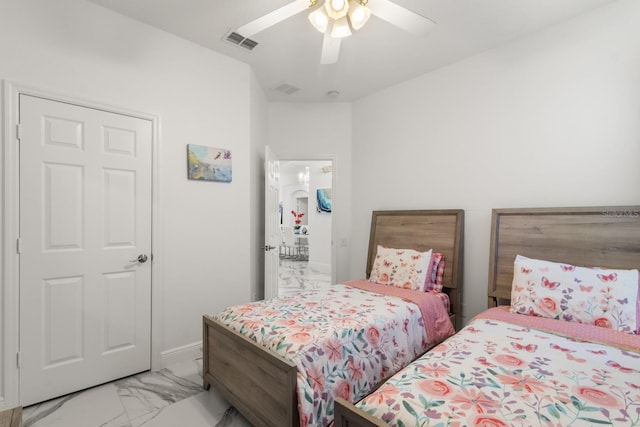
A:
[334,206,640,427]
[487,206,640,306]
[202,209,464,427]
[366,209,464,329]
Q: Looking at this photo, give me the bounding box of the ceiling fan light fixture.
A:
[331,16,352,38]
[325,0,349,20]
[308,7,329,33]
[347,1,371,30]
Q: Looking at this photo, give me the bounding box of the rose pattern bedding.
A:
[216,281,453,427]
[355,306,640,427]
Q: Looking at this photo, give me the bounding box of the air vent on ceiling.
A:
[273,82,301,95]
[224,30,259,51]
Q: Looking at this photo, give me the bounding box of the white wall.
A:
[308,165,332,272]
[350,0,640,325]
[0,0,255,407]
[268,103,352,283]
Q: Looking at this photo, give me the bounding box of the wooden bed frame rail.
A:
[334,397,385,427]
[202,315,299,427]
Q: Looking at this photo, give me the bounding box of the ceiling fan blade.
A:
[320,33,341,64]
[237,0,310,37]
[368,0,436,37]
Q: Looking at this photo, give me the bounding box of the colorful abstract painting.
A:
[316,188,332,213]
[187,144,232,182]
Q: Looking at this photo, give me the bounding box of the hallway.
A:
[278,258,332,297]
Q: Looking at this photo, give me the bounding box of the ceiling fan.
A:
[229,0,436,65]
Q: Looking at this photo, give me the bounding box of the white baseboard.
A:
[159,341,202,368]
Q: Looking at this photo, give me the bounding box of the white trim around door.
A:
[1,80,163,408]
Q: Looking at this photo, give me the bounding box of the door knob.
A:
[264,245,276,251]
[130,254,148,263]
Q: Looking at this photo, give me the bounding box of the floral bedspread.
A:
[216,281,453,427]
[355,306,640,426]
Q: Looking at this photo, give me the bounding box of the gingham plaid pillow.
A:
[425,252,445,292]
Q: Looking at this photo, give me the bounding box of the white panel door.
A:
[264,146,280,300]
[18,94,152,406]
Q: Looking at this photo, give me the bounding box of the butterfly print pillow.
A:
[510,255,640,334]
[369,246,432,291]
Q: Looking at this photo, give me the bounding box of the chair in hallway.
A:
[280,226,298,259]
[296,235,309,261]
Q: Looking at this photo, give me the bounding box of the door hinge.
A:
[16,123,22,140]
[16,237,22,254]
[16,351,21,368]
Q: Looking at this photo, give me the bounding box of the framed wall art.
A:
[187,144,232,182]
[316,188,332,213]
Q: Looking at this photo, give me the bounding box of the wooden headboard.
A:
[366,209,465,329]
[488,206,640,307]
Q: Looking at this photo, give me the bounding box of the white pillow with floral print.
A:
[510,255,640,334]
[369,246,432,291]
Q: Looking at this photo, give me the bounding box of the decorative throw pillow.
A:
[510,255,640,334]
[369,246,432,291]
[425,253,445,293]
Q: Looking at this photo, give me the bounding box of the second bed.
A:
[335,206,640,427]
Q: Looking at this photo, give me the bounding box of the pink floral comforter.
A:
[355,306,640,426]
[216,281,454,427]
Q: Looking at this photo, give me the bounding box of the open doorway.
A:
[277,160,333,296]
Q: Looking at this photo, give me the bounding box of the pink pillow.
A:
[425,253,445,292]
[369,246,432,291]
[510,255,640,334]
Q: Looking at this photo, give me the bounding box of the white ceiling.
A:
[86,0,616,102]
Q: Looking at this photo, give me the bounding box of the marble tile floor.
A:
[278,258,332,297]
[22,358,252,427]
